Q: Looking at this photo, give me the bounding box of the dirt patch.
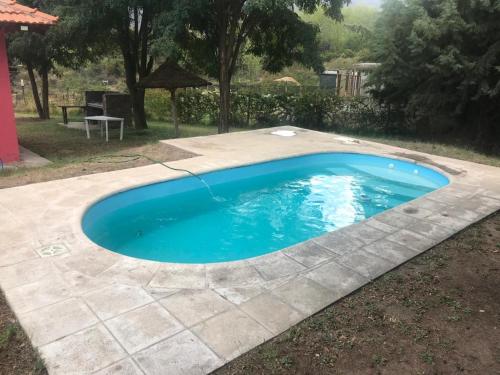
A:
[0,291,46,375]
[391,152,464,175]
[0,142,197,189]
[215,211,500,375]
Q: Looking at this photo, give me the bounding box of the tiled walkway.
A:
[0,127,499,374]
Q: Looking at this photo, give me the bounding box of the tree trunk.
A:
[41,66,50,119]
[170,89,179,138]
[219,66,231,134]
[26,62,44,119]
[131,87,147,130]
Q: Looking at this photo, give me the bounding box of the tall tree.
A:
[8,0,102,119]
[369,0,500,152]
[169,0,349,133]
[76,0,174,129]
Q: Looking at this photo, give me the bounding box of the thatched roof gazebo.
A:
[138,61,211,137]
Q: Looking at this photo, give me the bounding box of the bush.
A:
[144,87,394,133]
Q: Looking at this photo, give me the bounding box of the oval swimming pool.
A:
[82,153,448,263]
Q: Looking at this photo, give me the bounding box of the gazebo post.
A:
[170,89,179,138]
[0,30,20,163]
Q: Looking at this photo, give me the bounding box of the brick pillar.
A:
[0,30,20,163]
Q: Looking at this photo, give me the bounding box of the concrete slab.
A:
[239,292,305,334]
[248,252,306,280]
[272,277,335,315]
[105,302,183,354]
[336,249,397,280]
[18,298,98,346]
[0,126,499,374]
[39,324,127,374]
[192,308,272,361]
[281,240,335,267]
[304,261,369,297]
[84,284,154,320]
[160,289,233,327]
[93,358,144,375]
[313,231,365,255]
[134,330,222,375]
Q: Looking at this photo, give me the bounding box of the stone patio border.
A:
[0,126,499,374]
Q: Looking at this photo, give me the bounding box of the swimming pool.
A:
[82,153,449,263]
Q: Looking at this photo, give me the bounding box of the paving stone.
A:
[457,195,500,214]
[105,302,183,354]
[364,218,398,233]
[84,284,154,320]
[5,274,72,314]
[160,289,233,327]
[394,204,433,219]
[192,308,271,361]
[410,197,448,213]
[240,293,305,334]
[19,298,98,346]
[206,262,264,288]
[362,239,419,264]
[143,287,180,300]
[312,231,364,255]
[339,223,388,245]
[93,358,143,375]
[0,258,56,290]
[441,205,484,221]
[149,264,206,289]
[373,211,420,229]
[215,286,266,305]
[54,249,120,277]
[386,229,437,253]
[248,252,306,280]
[39,324,126,375]
[336,249,396,280]
[406,220,455,241]
[99,258,159,287]
[272,277,334,315]
[62,270,111,297]
[281,240,335,267]
[425,213,472,231]
[134,330,222,375]
[304,261,368,296]
[0,244,38,267]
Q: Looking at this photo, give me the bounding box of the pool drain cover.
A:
[271,130,296,137]
[36,243,69,257]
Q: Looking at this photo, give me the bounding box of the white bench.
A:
[84,115,124,142]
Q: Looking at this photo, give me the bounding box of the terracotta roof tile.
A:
[0,0,57,26]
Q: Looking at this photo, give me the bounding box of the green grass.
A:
[355,134,500,168]
[15,117,221,165]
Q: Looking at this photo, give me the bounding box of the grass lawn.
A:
[0,117,499,374]
[0,117,235,188]
[354,134,500,168]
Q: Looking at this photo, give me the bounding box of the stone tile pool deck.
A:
[0,127,499,374]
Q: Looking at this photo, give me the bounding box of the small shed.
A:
[138,61,211,137]
[0,0,57,163]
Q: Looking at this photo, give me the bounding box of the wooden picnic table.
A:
[58,105,87,124]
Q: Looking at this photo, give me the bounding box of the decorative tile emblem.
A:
[36,243,69,257]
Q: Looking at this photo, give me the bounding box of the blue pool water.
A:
[82,153,448,263]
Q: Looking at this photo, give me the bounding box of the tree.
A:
[8,1,102,119]
[75,0,175,129]
[169,0,349,133]
[369,0,500,152]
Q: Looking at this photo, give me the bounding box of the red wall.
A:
[0,30,20,163]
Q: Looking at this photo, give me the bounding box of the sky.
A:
[350,0,381,7]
